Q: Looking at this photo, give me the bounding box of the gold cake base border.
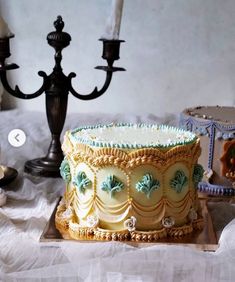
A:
[40,198,218,252]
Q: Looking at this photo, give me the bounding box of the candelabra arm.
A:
[0,70,47,99]
[68,71,113,100]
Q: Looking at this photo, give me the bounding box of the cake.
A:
[55,123,204,241]
[180,106,235,196]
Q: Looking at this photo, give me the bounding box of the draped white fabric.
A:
[0,110,235,282]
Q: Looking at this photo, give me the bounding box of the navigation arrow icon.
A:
[8,129,26,147]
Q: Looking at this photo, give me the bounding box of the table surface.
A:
[0,109,235,282]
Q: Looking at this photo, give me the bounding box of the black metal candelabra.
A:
[0,16,125,177]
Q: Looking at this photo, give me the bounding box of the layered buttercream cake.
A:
[56,123,204,241]
[180,106,235,196]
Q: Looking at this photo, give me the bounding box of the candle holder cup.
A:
[0,16,125,177]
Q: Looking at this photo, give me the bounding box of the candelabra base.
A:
[24,158,61,178]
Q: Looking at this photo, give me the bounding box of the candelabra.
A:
[0,16,125,177]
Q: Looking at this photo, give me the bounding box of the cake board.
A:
[40,198,218,252]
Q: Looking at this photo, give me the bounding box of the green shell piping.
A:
[60,159,71,183]
[69,123,197,149]
[100,175,124,198]
[170,170,188,193]
[136,173,160,198]
[73,171,91,194]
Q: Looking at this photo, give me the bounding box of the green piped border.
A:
[70,123,197,149]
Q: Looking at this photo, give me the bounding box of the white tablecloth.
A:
[0,109,235,282]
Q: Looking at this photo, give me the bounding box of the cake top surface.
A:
[183,106,235,124]
[70,123,196,149]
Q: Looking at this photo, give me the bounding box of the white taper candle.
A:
[103,0,124,40]
[0,16,13,38]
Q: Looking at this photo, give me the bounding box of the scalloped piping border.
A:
[55,202,204,242]
[65,139,201,171]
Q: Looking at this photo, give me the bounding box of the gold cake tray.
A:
[40,199,219,252]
